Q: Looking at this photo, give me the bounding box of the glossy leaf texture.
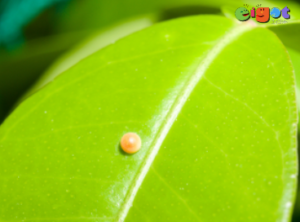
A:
[0,16,297,222]
[287,48,300,128]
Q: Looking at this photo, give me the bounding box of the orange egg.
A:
[120,132,142,154]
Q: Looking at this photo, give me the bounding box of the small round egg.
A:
[120,132,142,154]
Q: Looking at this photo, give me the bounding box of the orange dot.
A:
[120,132,141,154]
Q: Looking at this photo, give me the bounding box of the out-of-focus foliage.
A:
[287,48,300,222]
[54,0,240,33]
[0,0,70,48]
[0,31,88,114]
[269,24,300,53]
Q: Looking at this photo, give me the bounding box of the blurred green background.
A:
[0,0,300,221]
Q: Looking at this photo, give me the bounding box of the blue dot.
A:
[270,7,281,18]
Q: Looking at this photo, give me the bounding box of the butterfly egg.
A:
[120,132,142,154]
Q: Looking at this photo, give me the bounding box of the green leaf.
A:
[22,16,154,101]
[0,16,297,222]
[286,48,300,126]
[55,0,243,33]
[269,23,300,53]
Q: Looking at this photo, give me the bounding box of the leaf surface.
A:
[287,48,300,127]
[0,16,297,222]
[24,16,154,99]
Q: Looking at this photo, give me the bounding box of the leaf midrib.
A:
[116,22,253,221]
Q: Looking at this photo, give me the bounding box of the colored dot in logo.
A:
[270,7,281,18]
[235,7,250,21]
